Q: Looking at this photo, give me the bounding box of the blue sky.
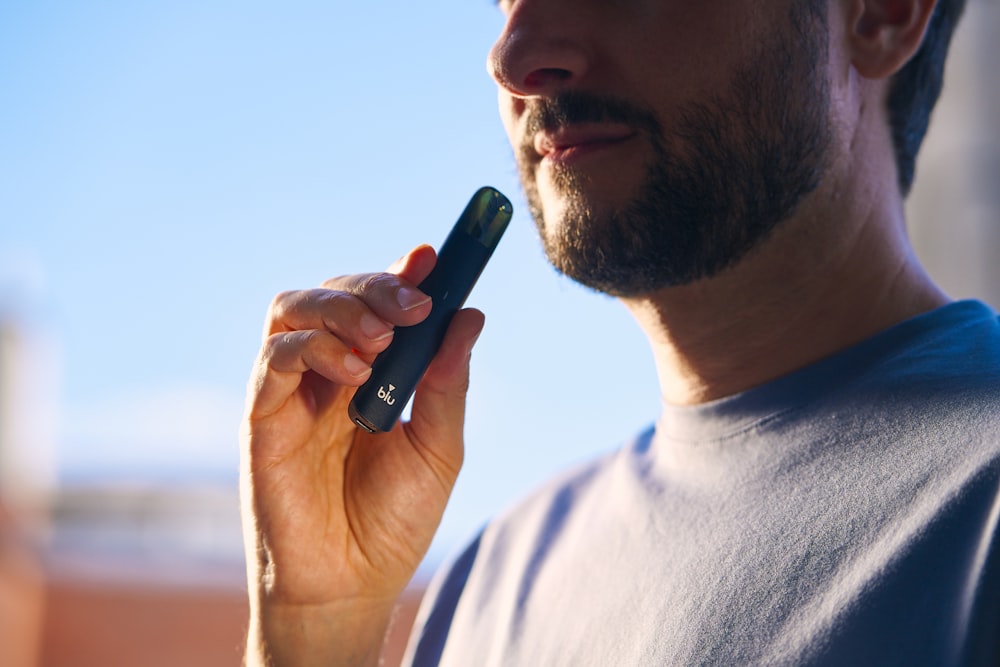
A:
[6,1,992,571]
[1,1,660,564]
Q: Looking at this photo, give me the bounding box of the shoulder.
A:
[403,428,653,664]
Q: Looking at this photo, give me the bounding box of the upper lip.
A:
[533,124,637,158]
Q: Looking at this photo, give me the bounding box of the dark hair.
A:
[888,0,967,195]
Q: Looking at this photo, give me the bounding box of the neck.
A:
[621,174,948,406]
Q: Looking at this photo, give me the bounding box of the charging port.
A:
[354,417,376,434]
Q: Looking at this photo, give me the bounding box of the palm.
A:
[246,369,452,607]
[240,248,480,662]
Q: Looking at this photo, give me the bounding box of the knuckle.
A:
[300,328,324,348]
[260,329,330,365]
[267,289,299,319]
[319,273,353,289]
[351,272,396,298]
[316,289,354,312]
[260,331,289,360]
[316,291,364,331]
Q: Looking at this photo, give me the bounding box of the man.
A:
[240,0,999,664]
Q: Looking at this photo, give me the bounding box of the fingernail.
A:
[360,312,393,341]
[397,287,431,311]
[344,353,371,378]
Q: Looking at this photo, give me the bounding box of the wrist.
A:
[246,595,397,667]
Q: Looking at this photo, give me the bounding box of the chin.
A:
[535,171,638,233]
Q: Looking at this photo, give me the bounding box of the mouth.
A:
[533,124,638,166]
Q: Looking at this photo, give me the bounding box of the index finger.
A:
[318,244,439,325]
[322,243,437,293]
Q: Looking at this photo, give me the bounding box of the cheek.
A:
[616,5,760,102]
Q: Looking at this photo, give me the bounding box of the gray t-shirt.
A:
[405,300,1000,666]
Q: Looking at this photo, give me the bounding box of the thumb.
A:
[404,308,486,465]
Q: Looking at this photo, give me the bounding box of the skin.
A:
[506,1,835,295]
[241,0,948,663]
[241,246,485,666]
[490,0,946,404]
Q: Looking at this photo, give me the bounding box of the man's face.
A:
[489,0,833,297]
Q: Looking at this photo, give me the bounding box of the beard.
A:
[516,1,833,297]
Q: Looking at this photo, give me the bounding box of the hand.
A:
[240,244,485,666]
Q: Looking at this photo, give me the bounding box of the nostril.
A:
[524,68,573,89]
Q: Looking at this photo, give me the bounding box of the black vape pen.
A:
[349,186,513,433]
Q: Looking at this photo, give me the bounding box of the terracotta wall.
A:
[38,574,421,667]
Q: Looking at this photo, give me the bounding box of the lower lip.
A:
[543,134,637,167]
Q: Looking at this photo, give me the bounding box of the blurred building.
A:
[0,306,58,667]
[40,481,250,667]
[1,2,997,665]
[38,480,421,666]
[0,311,59,519]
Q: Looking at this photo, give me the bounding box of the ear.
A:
[848,0,938,79]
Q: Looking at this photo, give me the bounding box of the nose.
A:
[487,1,590,97]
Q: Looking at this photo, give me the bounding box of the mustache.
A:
[523,91,662,137]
